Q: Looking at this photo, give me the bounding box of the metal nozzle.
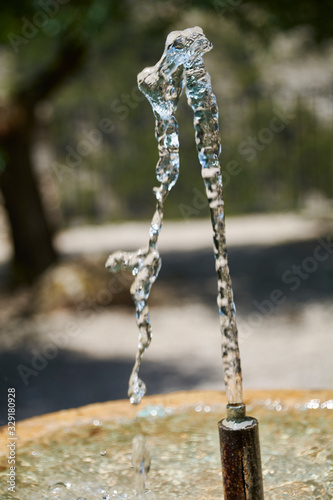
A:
[226,403,246,421]
[218,404,264,499]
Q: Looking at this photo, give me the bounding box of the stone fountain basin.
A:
[0,389,332,499]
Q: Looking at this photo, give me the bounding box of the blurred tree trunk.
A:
[0,39,85,283]
[0,104,56,282]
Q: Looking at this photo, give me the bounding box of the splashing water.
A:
[106,26,243,405]
[7,399,333,499]
[132,435,151,496]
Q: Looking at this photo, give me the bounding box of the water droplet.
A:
[129,375,146,405]
[306,399,320,409]
[137,405,168,418]
[132,435,151,495]
[321,400,333,409]
[49,481,70,491]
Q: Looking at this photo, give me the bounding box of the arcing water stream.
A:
[106,27,243,406]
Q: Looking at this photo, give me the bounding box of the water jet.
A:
[106,26,263,497]
[1,28,332,500]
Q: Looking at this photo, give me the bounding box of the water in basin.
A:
[1,398,331,499]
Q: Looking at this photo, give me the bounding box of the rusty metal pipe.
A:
[218,404,264,499]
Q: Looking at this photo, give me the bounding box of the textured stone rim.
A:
[0,389,331,455]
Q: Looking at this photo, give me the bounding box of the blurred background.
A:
[0,0,332,422]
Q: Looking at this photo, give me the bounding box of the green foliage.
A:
[1,0,332,225]
[243,0,333,43]
[44,6,333,224]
